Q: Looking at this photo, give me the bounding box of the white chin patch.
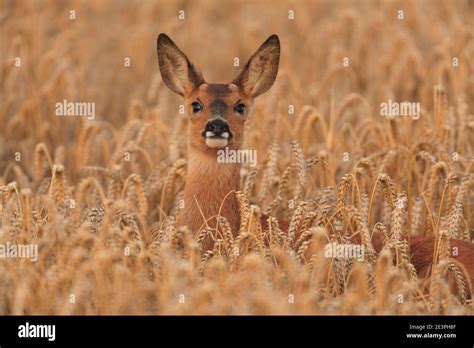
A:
[205,137,228,148]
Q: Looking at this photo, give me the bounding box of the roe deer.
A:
[156,33,474,295]
[157,33,281,249]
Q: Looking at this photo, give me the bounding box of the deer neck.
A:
[178,144,241,237]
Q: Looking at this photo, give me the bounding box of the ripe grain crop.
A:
[0,0,473,314]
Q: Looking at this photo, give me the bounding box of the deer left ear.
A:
[233,34,280,98]
[157,33,204,96]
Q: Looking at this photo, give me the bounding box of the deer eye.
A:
[191,102,202,113]
[234,103,245,115]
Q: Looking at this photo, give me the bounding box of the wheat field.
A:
[0,0,473,315]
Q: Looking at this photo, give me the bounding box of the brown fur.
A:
[371,234,474,289]
[325,231,474,294]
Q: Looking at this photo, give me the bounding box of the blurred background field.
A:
[0,0,473,314]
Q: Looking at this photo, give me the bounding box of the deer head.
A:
[157,33,280,156]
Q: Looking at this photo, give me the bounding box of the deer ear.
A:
[157,33,204,96]
[233,34,280,98]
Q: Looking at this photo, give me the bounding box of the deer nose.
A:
[205,119,230,136]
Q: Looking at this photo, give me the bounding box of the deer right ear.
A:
[157,33,204,96]
[233,34,280,98]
